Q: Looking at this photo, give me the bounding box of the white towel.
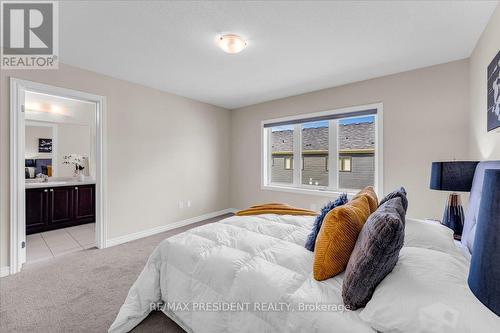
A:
[25,167,36,178]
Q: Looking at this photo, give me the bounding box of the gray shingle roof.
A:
[271,130,293,152]
[339,122,375,150]
[271,122,374,152]
[303,127,328,151]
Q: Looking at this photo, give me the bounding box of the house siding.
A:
[339,153,375,189]
[271,155,330,186]
[301,155,328,186]
[271,156,293,183]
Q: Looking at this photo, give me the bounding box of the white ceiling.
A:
[59,1,497,109]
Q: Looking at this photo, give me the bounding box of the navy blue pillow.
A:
[379,187,408,212]
[305,193,348,252]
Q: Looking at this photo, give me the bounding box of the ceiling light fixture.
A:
[50,105,64,114]
[25,102,66,115]
[217,34,247,54]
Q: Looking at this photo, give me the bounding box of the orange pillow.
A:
[352,186,378,213]
[313,195,372,281]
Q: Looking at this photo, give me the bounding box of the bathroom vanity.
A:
[25,180,96,234]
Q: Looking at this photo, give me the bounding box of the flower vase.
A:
[74,168,84,181]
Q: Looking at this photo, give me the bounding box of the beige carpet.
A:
[0,214,233,333]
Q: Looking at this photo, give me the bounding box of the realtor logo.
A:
[1,1,58,69]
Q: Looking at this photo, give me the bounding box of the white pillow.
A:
[360,247,500,333]
[404,219,461,256]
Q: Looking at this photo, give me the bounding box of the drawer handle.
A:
[75,187,78,190]
[44,189,48,193]
[49,189,53,192]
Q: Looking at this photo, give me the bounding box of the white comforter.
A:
[108,214,375,333]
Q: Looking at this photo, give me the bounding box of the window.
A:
[301,120,329,186]
[339,157,352,172]
[263,104,381,194]
[269,125,294,184]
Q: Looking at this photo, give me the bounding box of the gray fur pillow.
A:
[379,187,408,214]
[342,197,405,310]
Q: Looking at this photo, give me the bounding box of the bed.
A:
[109,162,500,333]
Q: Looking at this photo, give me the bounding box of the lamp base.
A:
[442,193,464,240]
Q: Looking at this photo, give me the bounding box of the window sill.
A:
[261,184,357,198]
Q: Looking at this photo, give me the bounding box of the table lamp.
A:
[468,169,500,316]
[430,161,479,239]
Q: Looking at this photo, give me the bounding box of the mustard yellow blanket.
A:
[236,203,318,216]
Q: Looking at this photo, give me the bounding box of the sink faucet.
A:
[36,173,49,182]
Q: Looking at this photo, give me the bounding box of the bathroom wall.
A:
[24,122,93,178]
[25,125,53,160]
[57,123,93,178]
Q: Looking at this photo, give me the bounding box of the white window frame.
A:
[261,103,383,197]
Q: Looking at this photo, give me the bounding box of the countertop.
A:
[25,179,96,189]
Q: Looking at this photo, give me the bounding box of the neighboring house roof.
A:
[271,130,294,152]
[303,127,328,151]
[271,122,375,153]
[338,122,375,150]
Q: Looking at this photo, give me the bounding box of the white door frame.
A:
[9,78,107,275]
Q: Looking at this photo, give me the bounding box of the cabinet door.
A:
[74,185,95,222]
[49,187,74,224]
[26,188,49,233]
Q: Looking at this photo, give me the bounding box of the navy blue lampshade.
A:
[430,161,479,192]
[468,169,500,316]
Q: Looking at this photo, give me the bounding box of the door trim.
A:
[9,78,108,275]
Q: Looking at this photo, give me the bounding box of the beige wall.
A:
[0,63,231,268]
[25,125,53,160]
[469,4,500,160]
[57,123,92,178]
[230,60,470,220]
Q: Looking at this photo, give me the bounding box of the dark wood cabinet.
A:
[49,187,74,225]
[74,186,95,222]
[25,188,49,230]
[26,184,95,234]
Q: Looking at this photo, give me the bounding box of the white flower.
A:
[63,154,85,169]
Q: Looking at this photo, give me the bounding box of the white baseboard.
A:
[0,266,10,278]
[106,208,237,247]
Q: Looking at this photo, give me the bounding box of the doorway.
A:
[9,78,107,274]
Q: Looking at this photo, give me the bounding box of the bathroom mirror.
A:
[24,91,97,179]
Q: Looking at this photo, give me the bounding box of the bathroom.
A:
[24,91,97,263]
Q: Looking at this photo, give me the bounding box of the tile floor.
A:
[26,223,96,263]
